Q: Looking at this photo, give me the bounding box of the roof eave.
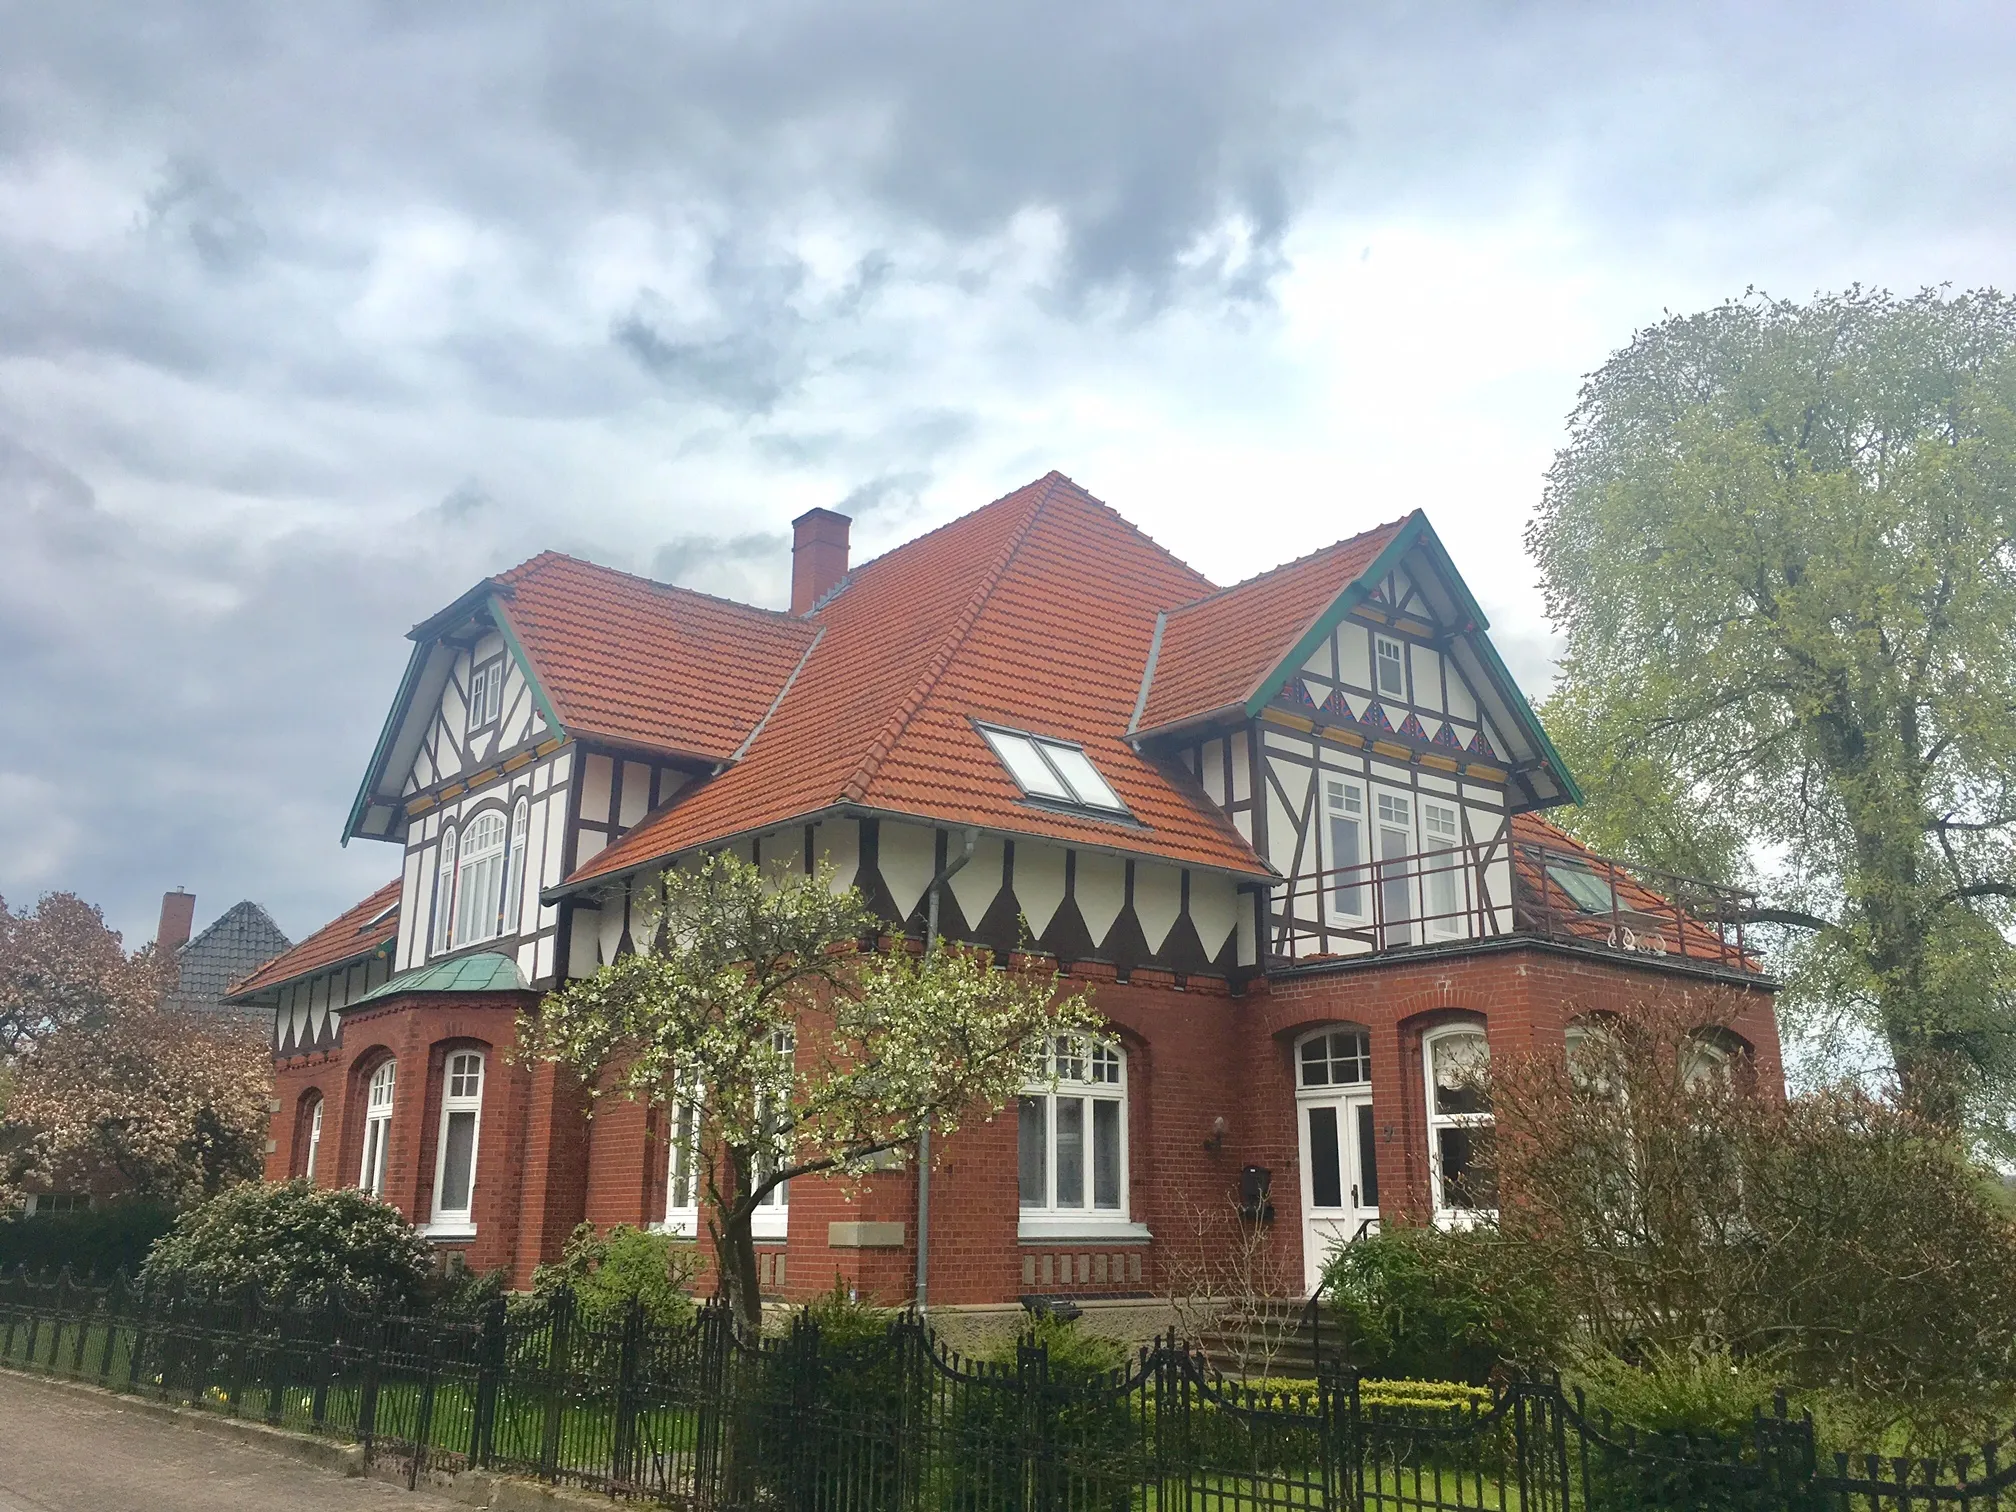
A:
[222,938,395,1005]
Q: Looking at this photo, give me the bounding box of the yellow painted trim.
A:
[439,782,466,801]
[406,794,437,817]
[1261,709,1315,733]
[1352,605,1389,624]
[536,737,565,757]
[1371,740,1412,761]
[1395,617,1434,637]
[466,767,499,789]
[503,752,533,772]
[1464,762,1509,783]
[1421,753,1460,773]
[1320,726,1365,747]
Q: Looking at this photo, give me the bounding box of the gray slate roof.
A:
[168,901,292,1013]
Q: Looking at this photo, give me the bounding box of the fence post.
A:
[611,1295,644,1491]
[357,1294,385,1456]
[226,1282,256,1415]
[471,1294,506,1468]
[69,1270,93,1375]
[310,1288,337,1432]
[48,1265,72,1373]
[265,1292,291,1427]
[538,1286,575,1483]
[97,1271,125,1384]
[410,1324,441,1491]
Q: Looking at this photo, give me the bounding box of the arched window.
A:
[502,797,530,939]
[359,1060,396,1197]
[1019,1036,1130,1231]
[1298,1027,1370,1089]
[433,827,458,954]
[1423,1025,1493,1222]
[430,1050,484,1231]
[298,1094,325,1183]
[454,810,508,946]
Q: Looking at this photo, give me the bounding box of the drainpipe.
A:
[914,827,979,1316]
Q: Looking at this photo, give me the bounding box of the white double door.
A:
[1298,1088,1380,1293]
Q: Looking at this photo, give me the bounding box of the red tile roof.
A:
[568,473,1270,887]
[494,553,818,762]
[1134,516,1412,735]
[224,879,401,999]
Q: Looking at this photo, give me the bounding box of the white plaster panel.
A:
[569,909,601,977]
[1446,665,1479,722]
[819,819,860,892]
[620,761,651,828]
[1270,747,1312,818]
[549,749,572,783]
[878,822,937,921]
[1419,771,1459,796]
[1133,864,1183,953]
[946,834,1005,929]
[581,755,614,827]
[520,801,548,935]
[543,794,567,886]
[518,941,538,980]
[1201,740,1225,805]
[763,829,806,883]
[1391,568,1415,607]
[534,762,549,794]
[1413,646,1444,714]
[501,684,531,749]
[1073,851,1126,947]
[398,849,423,968]
[1340,621,1371,686]
[577,829,608,865]
[291,995,308,1050]
[1266,787,1296,872]
[1188,872,1237,958]
[1014,843,1068,938]
[1231,730,1251,802]
[1234,810,1253,843]
[475,630,504,661]
[1236,897,1258,966]
[535,932,554,983]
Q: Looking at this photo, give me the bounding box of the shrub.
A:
[530,1222,702,1328]
[1321,1227,1560,1383]
[1571,1345,1784,1439]
[141,1180,435,1308]
[0,1200,175,1278]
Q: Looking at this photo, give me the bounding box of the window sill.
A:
[1017,1216,1152,1244]
[750,1219,788,1243]
[651,1219,700,1240]
[421,1221,477,1241]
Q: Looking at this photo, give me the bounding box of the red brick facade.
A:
[263,942,1779,1302]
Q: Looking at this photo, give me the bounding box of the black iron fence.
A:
[2,1267,2010,1510]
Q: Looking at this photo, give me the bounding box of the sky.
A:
[2,1,2014,959]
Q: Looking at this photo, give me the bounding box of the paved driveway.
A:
[0,1372,462,1512]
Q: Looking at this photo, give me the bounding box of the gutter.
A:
[914,827,978,1315]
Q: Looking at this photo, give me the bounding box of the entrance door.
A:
[1295,1027,1381,1293]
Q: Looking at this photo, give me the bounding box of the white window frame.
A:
[433,826,458,954]
[467,658,503,731]
[454,809,508,947]
[359,1059,396,1198]
[1374,635,1407,700]
[659,1083,705,1239]
[1324,778,1367,920]
[1374,790,1416,947]
[503,797,530,939]
[302,1096,324,1183]
[426,1050,484,1236]
[1296,1026,1371,1090]
[1017,1036,1148,1240]
[1422,1025,1493,1225]
[1420,799,1466,939]
[978,725,1130,816]
[750,1030,792,1241]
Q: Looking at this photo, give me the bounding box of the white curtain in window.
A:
[360,1060,396,1197]
[432,1051,484,1223]
[1018,1038,1127,1216]
[434,827,458,953]
[455,811,507,946]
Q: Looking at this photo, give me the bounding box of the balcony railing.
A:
[1269,837,1758,972]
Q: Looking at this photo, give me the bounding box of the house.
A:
[227,472,1780,1317]
[156,890,292,1022]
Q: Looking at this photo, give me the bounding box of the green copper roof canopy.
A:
[351,951,530,1005]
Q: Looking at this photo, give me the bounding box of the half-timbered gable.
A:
[227,879,400,1056]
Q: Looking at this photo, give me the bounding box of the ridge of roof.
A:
[1163,515,1414,620]
[179,900,290,960]
[491,549,803,623]
[836,475,1058,802]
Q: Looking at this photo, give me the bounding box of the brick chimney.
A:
[156,889,195,955]
[790,508,851,615]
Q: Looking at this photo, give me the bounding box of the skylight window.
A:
[1546,863,1616,914]
[980,726,1130,815]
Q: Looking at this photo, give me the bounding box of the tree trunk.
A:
[711,1147,765,1336]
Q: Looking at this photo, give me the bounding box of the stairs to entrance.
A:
[1196,1300,1335,1381]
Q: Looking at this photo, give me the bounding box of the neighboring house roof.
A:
[566,472,1267,890]
[169,902,293,1009]
[353,951,528,1003]
[225,880,400,1000]
[492,552,820,762]
[1134,518,1411,734]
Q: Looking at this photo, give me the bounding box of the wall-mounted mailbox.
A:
[1239,1164,1275,1223]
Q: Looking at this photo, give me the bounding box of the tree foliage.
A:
[520,852,1101,1329]
[0,890,269,1209]
[1528,288,2016,1138]
[531,1221,704,1328]
[1484,993,2016,1427]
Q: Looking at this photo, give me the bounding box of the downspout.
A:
[914,827,979,1315]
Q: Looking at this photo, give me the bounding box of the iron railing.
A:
[3,1266,2007,1510]
[1270,837,1758,972]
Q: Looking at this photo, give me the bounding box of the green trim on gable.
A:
[1237,511,1582,807]
[343,640,430,845]
[486,592,566,739]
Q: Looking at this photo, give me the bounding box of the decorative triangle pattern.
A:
[1398,712,1428,742]
[1433,722,1463,748]
[1284,678,1318,709]
[1321,687,1354,721]
[1467,730,1498,760]
[1360,702,1395,732]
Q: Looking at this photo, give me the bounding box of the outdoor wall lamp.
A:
[1203,1115,1228,1154]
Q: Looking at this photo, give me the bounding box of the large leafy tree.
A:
[1529,288,2016,1140]
[521,853,1100,1330]
[0,892,160,1063]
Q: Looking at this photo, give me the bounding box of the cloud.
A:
[0,0,2011,948]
